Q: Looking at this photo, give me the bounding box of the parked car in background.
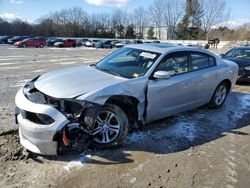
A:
[132,40,143,44]
[85,39,101,47]
[101,40,113,48]
[221,46,250,82]
[115,40,131,48]
[8,36,30,44]
[54,39,77,48]
[15,44,238,155]
[111,40,119,47]
[0,36,13,44]
[76,38,88,47]
[47,38,63,47]
[15,37,48,48]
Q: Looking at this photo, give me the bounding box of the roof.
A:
[126,43,217,58]
[127,43,181,53]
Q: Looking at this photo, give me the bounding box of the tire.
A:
[208,81,229,109]
[90,104,129,148]
[22,44,27,48]
[39,44,44,48]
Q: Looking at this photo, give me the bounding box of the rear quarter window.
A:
[190,52,216,70]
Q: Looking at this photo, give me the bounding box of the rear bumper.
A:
[15,88,69,155]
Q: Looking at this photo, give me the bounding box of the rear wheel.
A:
[90,104,129,148]
[209,82,229,108]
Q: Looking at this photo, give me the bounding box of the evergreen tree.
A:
[176,0,204,40]
[125,24,136,39]
[116,24,125,38]
[147,26,155,39]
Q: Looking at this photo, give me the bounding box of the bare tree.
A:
[111,9,129,38]
[148,0,164,39]
[200,0,229,39]
[133,6,148,38]
[163,0,184,39]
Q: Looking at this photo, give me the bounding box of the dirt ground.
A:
[0,44,249,188]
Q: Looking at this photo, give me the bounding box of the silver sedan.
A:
[15,44,238,155]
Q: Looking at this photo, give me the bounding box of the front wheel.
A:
[209,82,229,108]
[90,104,129,148]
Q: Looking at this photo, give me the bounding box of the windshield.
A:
[225,49,250,59]
[95,47,161,78]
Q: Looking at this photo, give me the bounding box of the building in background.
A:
[135,26,168,40]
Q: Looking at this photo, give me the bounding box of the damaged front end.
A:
[16,79,101,155]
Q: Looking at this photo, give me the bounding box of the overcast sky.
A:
[0,0,249,24]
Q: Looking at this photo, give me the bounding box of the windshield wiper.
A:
[98,68,124,77]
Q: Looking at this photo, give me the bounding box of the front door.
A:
[146,51,202,123]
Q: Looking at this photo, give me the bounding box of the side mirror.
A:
[153,71,172,79]
[220,53,224,57]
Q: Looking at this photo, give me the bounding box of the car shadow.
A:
[43,91,250,165]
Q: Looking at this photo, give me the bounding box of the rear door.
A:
[189,51,219,103]
[147,51,202,122]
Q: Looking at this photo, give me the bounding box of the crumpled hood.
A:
[34,66,126,98]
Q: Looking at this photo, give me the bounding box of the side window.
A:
[209,56,216,66]
[191,53,210,70]
[156,52,189,75]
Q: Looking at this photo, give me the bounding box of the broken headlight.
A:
[62,100,84,120]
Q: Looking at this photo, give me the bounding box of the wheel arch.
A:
[220,79,232,93]
[105,95,140,129]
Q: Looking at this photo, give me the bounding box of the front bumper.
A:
[15,88,69,155]
[237,75,250,82]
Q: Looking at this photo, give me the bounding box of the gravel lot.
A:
[0,44,250,188]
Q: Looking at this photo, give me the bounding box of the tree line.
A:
[0,0,249,40]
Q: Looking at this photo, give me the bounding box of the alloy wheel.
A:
[92,110,121,144]
[214,85,227,105]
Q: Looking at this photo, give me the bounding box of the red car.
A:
[54,39,77,48]
[15,38,48,48]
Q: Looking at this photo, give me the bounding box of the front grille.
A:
[20,110,54,125]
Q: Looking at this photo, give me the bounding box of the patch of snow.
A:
[83,60,97,64]
[57,62,77,65]
[0,62,18,66]
[10,79,30,88]
[0,66,20,69]
[0,58,24,61]
[165,122,197,142]
[125,132,145,144]
[63,151,92,172]
[130,177,136,183]
[33,69,44,73]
